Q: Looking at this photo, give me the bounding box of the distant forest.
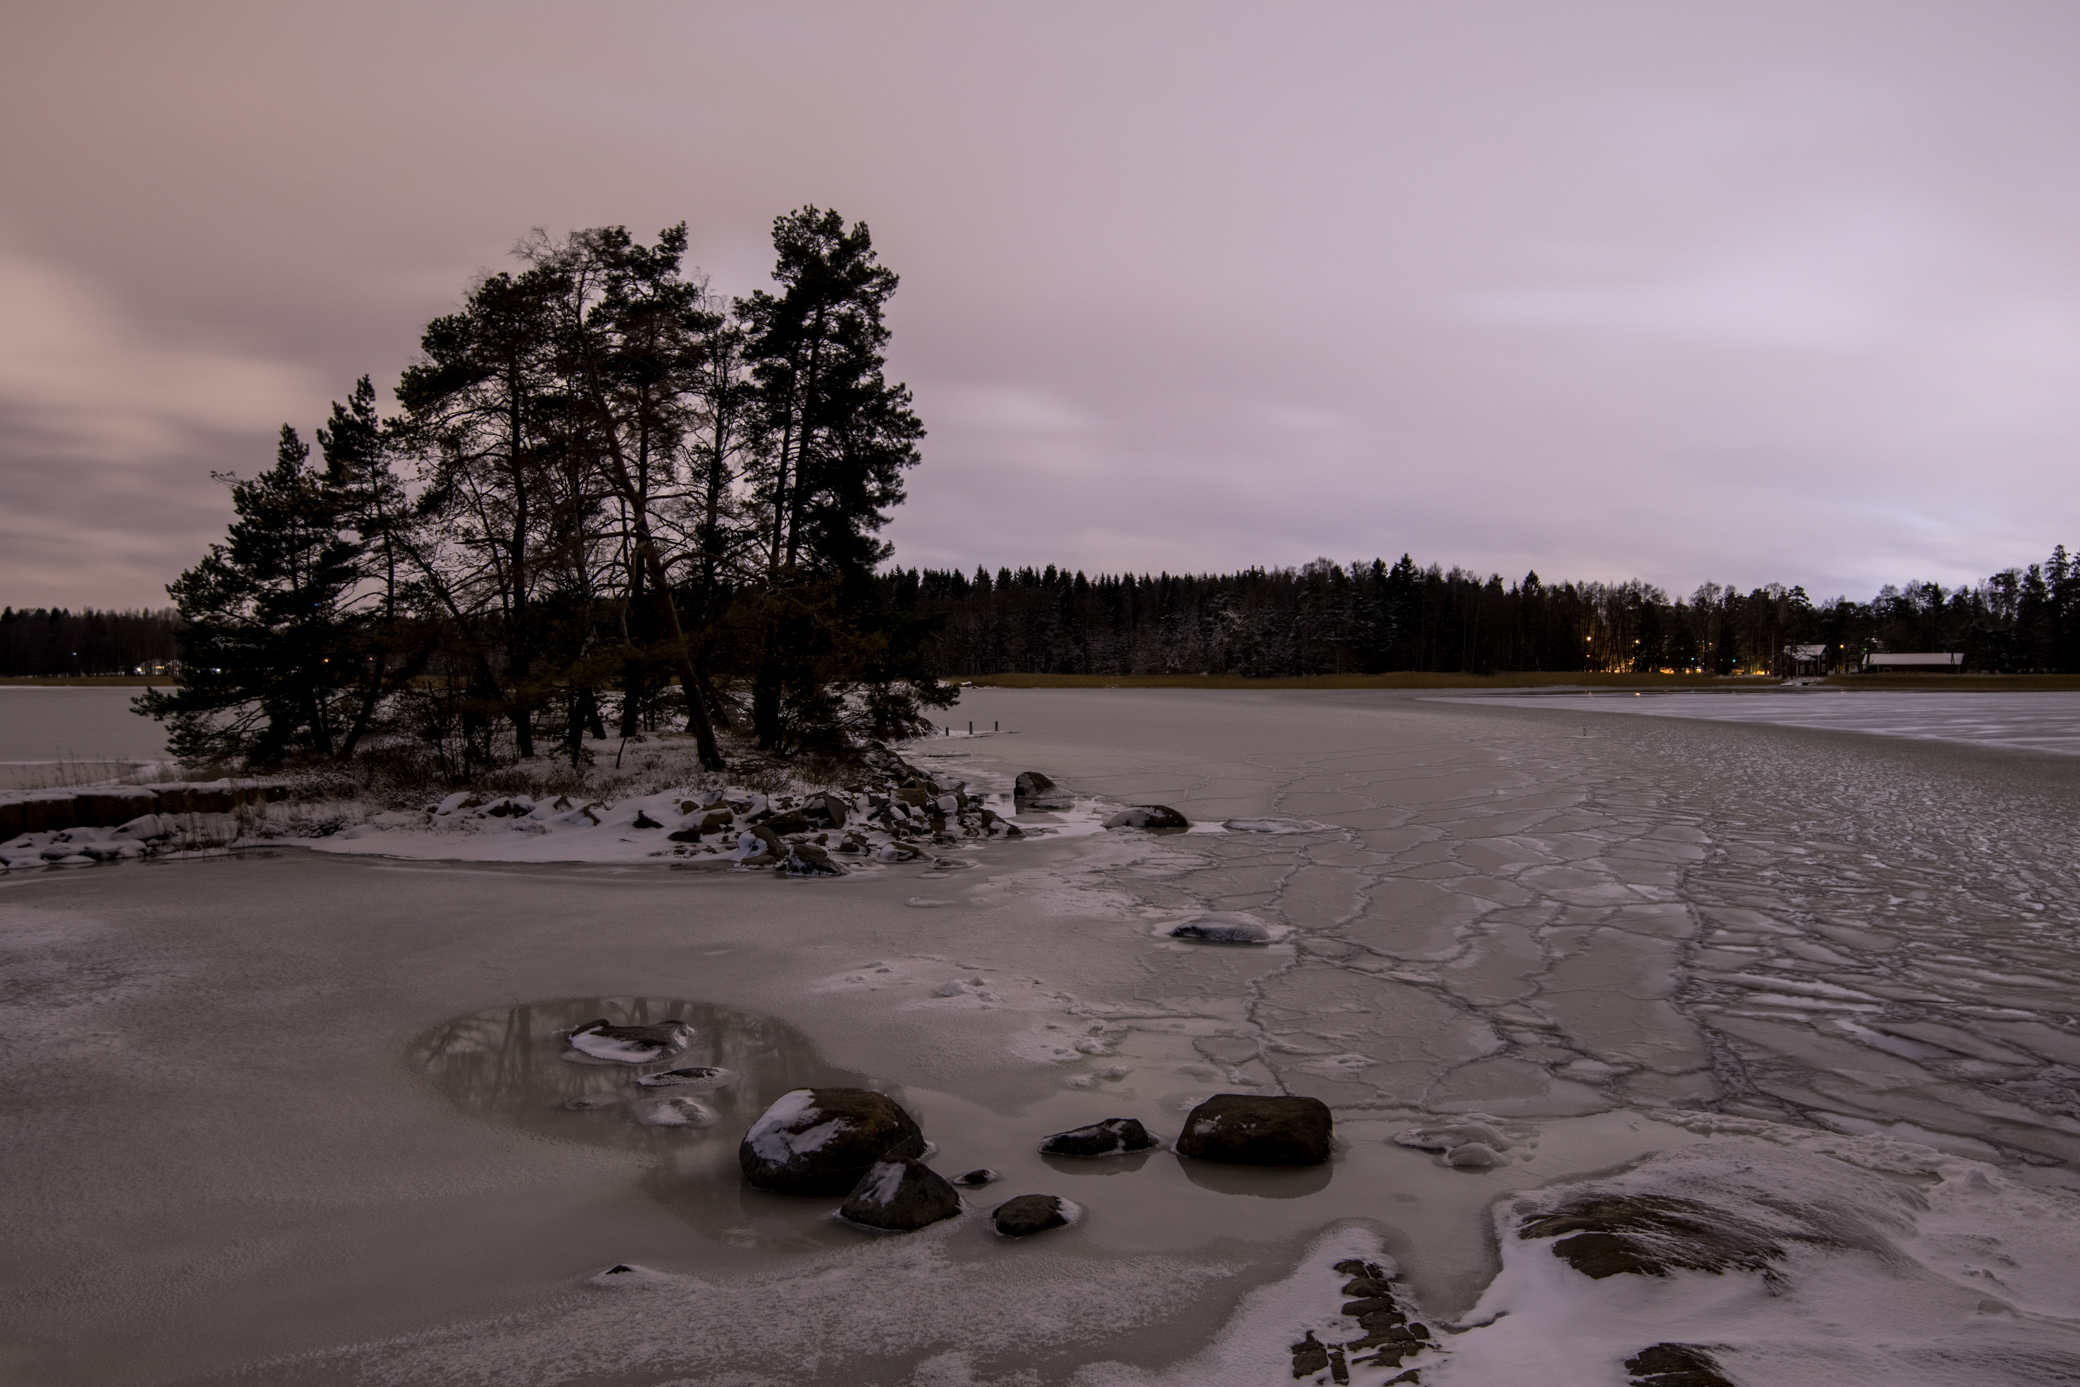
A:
[879,544,2080,678]
[14,543,2075,680]
[0,607,177,678]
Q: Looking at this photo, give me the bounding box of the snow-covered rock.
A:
[738,1088,928,1195]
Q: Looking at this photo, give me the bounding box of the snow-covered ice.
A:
[3,686,2078,1384]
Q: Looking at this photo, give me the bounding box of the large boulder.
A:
[837,1158,963,1231]
[992,1193,1078,1238]
[1038,1117,1160,1158]
[1102,805,1189,830]
[740,1088,928,1195]
[1175,1094,1332,1166]
[1014,771,1071,808]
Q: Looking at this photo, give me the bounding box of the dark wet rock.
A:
[1327,1258,1428,1370]
[1038,1117,1160,1158]
[1169,912,1273,944]
[805,793,850,829]
[783,842,845,877]
[992,1193,1076,1238]
[634,1065,735,1090]
[836,833,870,854]
[762,808,811,835]
[698,810,734,833]
[952,1168,999,1187]
[1290,1330,1332,1379]
[838,1159,962,1231]
[667,827,704,843]
[1626,1343,1736,1387]
[1013,770,1065,802]
[632,809,663,829]
[1518,1194,1789,1281]
[1177,1094,1332,1166]
[740,1088,928,1195]
[1103,804,1189,830]
[566,1019,694,1064]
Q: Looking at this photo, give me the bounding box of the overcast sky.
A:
[4,1,2077,610]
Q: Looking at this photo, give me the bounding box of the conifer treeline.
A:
[0,608,177,677]
[12,545,2078,682]
[881,546,2080,676]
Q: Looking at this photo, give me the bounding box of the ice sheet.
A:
[4,687,2078,1384]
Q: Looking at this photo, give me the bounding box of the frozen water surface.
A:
[0,686,170,788]
[3,688,2079,1384]
[1458,687,2080,756]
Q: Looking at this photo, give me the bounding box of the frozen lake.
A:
[3,689,2078,1384]
[1451,687,2080,757]
[0,686,170,789]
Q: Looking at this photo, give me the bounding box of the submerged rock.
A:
[1625,1343,1736,1387]
[1038,1117,1160,1158]
[992,1193,1079,1238]
[1168,912,1274,944]
[838,1158,962,1231]
[566,1019,694,1064]
[1102,804,1189,830]
[740,1088,928,1195]
[632,1096,717,1127]
[1176,1093,1332,1166]
[634,1065,735,1090]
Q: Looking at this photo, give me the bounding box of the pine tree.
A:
[736,207,941,751]
[137,427,364,765]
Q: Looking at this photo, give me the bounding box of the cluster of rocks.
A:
[754,1089,1327,1231]
[555,1018,735,1126]
[1290,1257,1432,1381]
[0,781,286,873]
[738,1086,1074,1238]
[410,743,1040,876]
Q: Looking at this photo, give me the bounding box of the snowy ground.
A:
[2,688,2078,1385]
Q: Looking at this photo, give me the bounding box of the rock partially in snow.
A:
[564,1019,694,1064]
[739,1088,928,1195]
[1394,1115,1526,1169]
[837,1159,962,1232]
[1168,912,1279,944]
[1038,1117,1160,1158]
[991,1193,1080,1238]
[1103,805,1190,831]
[952,1168,1000,1187]
[1220,817,1320,834]
[1176,1094,1332,1166]
[781,842,844,877]
[581,1262,675,1290]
